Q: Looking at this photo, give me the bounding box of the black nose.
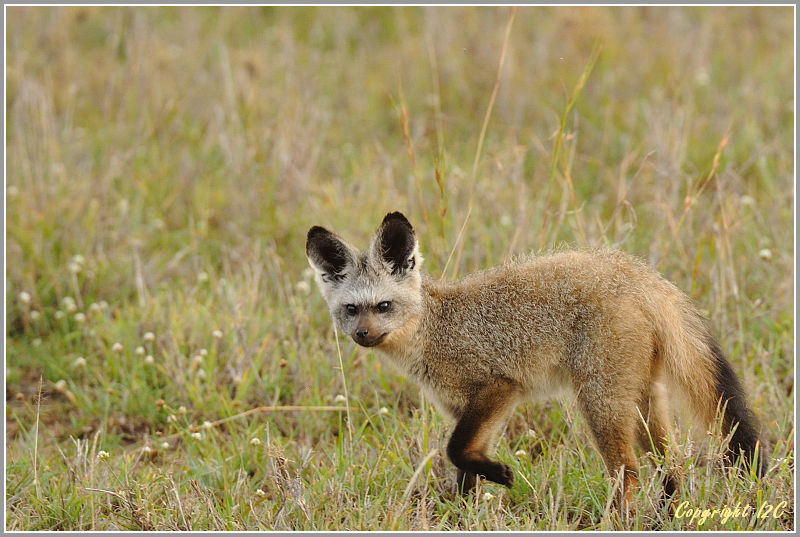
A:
[355,328,368,339]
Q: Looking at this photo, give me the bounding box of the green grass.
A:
[5,5,794,531]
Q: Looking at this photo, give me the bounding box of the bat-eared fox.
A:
[306,211,764,508]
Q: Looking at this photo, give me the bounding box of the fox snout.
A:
[351,316,388,347]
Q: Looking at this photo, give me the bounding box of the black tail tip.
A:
[727,434,767,478]
[708,335,766,478]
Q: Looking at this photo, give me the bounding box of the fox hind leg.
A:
[446,379,519,494]
[576,390,640,510]
[636,381,679,503]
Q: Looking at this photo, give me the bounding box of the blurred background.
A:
[5,6,794,531]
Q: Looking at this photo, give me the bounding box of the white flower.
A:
[54,310,65,320]
[192,355,203,365]
[526,429,537,438]
[759,248,773,261]
[167,414,177,423]
[143,332,155,342]
[740,195,755,207]
[18,291,31,305]
[197,369,207,380]
[62,297,77,312]
[135,346,145,356]
[296,281,311,295]
[72,357,87,368]
[54,379,68,392]
[333,394,347,403]
[202,420,213,430]
[178,406,187,415]
[250,437,262,446]
[72,254,85,266]
[483,492,495,501]
[514,449,527,458]
[97,450,110,460]
[160,442,170,449]
[68,262,81,274]
[112,342,124,353]
[29,310,41,321]
[197,271,209,283]
[142,446,154,455]
[255,489,265,497]
[74,313,86,323]
[198,348,208,357]
[378,407,390,415]
[191,432,202,440]
[144,355,155,365]
[98,301,109,310]
[212,329,223,339]
[88,303,101,313]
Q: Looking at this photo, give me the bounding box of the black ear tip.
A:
[381,211,413,229]
[307,226,329,240]
[306,226,332,253]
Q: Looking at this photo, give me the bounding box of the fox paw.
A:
[484,463,514,487]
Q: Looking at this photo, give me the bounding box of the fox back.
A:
[306,211,764,508]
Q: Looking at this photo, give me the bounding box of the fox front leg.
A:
[446,379,519,494]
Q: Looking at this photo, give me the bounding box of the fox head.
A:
[306,212,424,348]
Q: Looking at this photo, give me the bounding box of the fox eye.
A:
[377,301,392,313]
[345,304,358,316]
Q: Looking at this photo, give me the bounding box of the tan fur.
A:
[306,213,763,506]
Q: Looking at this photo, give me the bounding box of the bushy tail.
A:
[649,288,765,477]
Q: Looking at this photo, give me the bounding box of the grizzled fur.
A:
[306,212,765,507]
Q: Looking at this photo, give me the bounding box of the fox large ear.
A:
[306,226,355,285]
[373,212,422,277]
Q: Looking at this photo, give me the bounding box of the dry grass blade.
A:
[444,6,517,279]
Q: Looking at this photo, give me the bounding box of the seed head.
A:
[112,342,124,353]
[296,281,311,295]
[62,297,77,312]
[18,291,31,305]
[143,331,155,342]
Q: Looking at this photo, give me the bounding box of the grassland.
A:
[4,6,794,531]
